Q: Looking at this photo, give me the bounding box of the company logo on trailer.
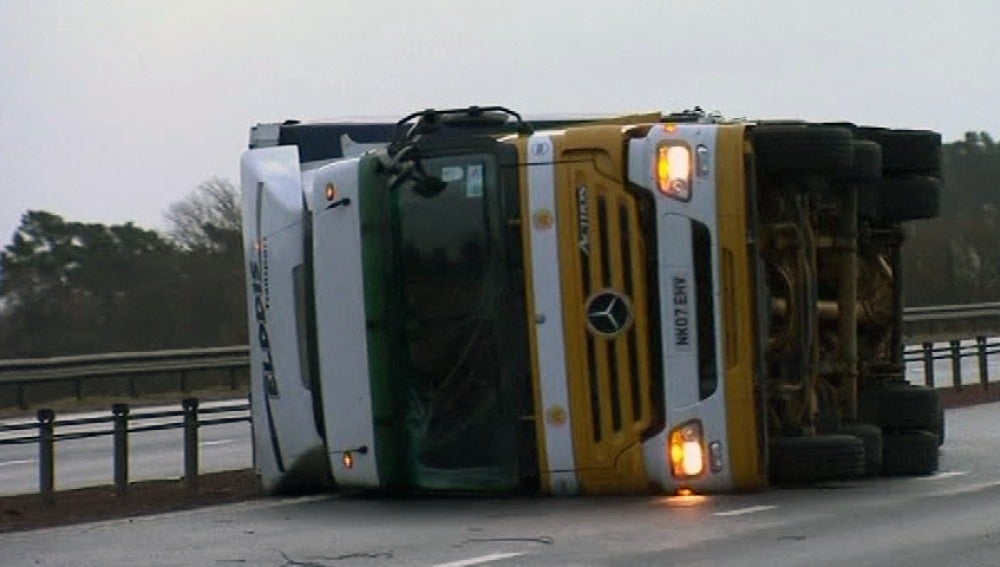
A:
[250,241,279,398]
[585,290,633,338]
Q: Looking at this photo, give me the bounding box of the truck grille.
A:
[565,170,655,453]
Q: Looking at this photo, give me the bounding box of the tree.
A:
[904,131,1000,306]
[164,178,242,252]
[0,212,181,356]
[0,177,249,358]
[162,178,247,348]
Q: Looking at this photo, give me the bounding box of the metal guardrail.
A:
[903,337,1000,390]
[0,345,249,384]
[0,346,249,408]
[902,302,1000,322]
[0,303,996,408]
[0,398,250,503]
[0,303,993,378]
[0,318,995,502]
[902,302,1000,343]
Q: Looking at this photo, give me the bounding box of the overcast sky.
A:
[1,0,998,244]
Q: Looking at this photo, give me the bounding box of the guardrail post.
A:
[950,340,962,390]
[977,336,989,389]
[183,397,199,494]
[922,342,935,388]
[112,403,130,495]
[38,409,55,505]
[17,383,27,410]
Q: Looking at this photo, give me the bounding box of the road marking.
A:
[916,471,968,480]
[200,439,234,447]
[929,479,1000,497]
[433,552,526,567]
[714,505,778,517]
[0,459,35,468]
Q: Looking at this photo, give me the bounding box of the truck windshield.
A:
[392,152,528,490]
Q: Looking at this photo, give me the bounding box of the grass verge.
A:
[0,469,259,533]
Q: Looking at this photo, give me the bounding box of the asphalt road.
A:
[2,402,999,567]
[0,401,251,496]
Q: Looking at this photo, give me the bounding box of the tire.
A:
[931,402,945,447]
[859,128,942,176]
[753,126,854,174]
[860,382,941,431]
[837,140,882,183]
[839,423,883,476]
[769,434,865,484]
[858,188,879,222]
[876,175,942,221]
[882,430,939,475]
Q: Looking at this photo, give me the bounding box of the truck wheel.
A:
[860,128,942,176]
[838,140,882,184]
[876,175,942,222]
[861,382,941,431]
[768,434,865,484]
[839,423,883,476]
[882,430,939,475]
[753,126,854,174]
[844,140,882,220]
[932,402,945,447]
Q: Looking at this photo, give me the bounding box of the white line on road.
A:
[916,471,969,481]
[929,479,1000,497]
[713,505,778,517]
[0,459,35,468]
[433,552,526,567]
[200,439,235,447]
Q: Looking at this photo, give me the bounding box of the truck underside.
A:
[752,124,943,481]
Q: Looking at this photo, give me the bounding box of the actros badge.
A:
[585,290,633,338]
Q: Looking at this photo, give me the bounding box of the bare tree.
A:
[163,177,248,346]
[164,177,242,252]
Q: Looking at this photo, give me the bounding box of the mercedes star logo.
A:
[585,290,633,338]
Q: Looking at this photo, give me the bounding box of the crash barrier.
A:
[0,346,249,409]
[903,337,1000,407]
[1,299,997,409]
[0,398,250,504]
[902,302,1000,344]
[0,338,994,502]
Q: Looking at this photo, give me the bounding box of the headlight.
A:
[669,419,705,478]
[656,144,692,201]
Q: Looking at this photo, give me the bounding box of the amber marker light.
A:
[669,419,706,479]
[342,451,354,469]
[656,145,692,201]
[325,183,337,201]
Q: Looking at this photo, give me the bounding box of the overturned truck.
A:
[241,107,943,494]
